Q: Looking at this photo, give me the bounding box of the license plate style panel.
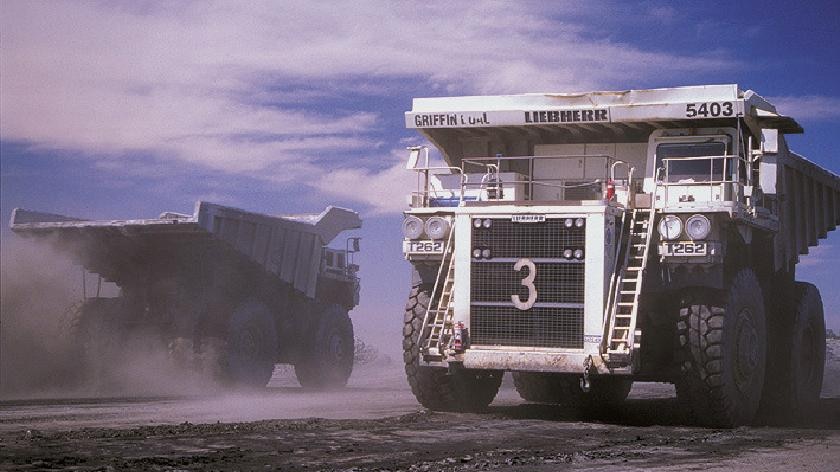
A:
[403,240,445,254]
[660,241,707,256]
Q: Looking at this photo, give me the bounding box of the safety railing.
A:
[655,155,746,206]
[406,146,639,207]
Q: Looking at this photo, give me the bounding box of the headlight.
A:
[575,218,585,228]
[685,214,711,240]
[402,216,424,239]
[564,218,574,228]
[473,248,482,258]
[658,215,682,241]
[574,249,584,259]
[563,249,573,259]
[425,217,450,240]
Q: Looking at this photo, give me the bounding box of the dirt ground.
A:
[2,340,840,472]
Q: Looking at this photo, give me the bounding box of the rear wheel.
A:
[787,282,826,417]
[294,304,355,389]
[225,300,278,388]
[403,283,502,411]
[674,269,767,427]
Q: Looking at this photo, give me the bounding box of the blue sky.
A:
[2,1,839,350]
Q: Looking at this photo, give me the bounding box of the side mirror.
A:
[406,146,428,170]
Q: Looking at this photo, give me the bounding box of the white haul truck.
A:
[400,85,840,426]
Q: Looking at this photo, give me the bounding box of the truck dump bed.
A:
[774,151,840,262]
[10,201,362,298]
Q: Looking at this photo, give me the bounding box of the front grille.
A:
[471,262,584,304]
[471,219,584,258]
[469,218,586,349]
[471,306,583,348]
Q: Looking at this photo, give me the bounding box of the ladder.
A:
[603,208,654,366]
[420,226,456,361]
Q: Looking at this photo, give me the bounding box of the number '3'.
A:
[512,258,537,310]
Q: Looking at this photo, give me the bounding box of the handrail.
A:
[417,222,456,356]
[461,153,625,203]
[407,148,644,206]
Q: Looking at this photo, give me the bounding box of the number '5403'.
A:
[685,102,734,118]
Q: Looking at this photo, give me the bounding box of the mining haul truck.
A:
[10,201,362,389]
[400,84,840,426]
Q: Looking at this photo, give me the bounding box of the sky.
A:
[2,0,839,352]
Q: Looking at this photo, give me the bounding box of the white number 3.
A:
[512,258,537,310]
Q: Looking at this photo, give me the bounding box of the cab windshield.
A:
[656,142,728,183]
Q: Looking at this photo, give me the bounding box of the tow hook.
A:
[581,355,593,392]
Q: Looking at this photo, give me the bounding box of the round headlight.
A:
[685,214,711,240]
[481,249,491,258]
[564,218,574,228]
[658,215,682,241]
[425,217,450,240]
[563,249,573,259]
[574,249,584,259]
[473,218,482,228]
[473,248,482,258]
[575,218,585,228]
[482,219,492,228]
[402,216,424,239]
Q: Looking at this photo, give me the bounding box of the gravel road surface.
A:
[2,342,839,471]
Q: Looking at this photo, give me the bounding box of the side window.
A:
[655,141,727,183]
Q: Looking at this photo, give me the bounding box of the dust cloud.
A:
[0,237,219,400]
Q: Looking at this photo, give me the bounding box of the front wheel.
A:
[294,304,355,389]
[674,269,767,427]
[403,283,502,411]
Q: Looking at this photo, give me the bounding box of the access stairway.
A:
[420,226,456,364]
[602,208,654,369]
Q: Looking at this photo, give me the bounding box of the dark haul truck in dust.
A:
[10,201,362,389]
[400,84,840,426]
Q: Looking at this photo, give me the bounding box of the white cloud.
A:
[767,95,840,121]
[1,1,739,212]
[312,149,415,216]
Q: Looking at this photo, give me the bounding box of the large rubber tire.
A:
[294,304,355,389]
[675,269,767,427]
[68,298,126,386]
[225,300,278,388]
[403,283,502,411]
[786,282,826,417]
[513,372,631,409]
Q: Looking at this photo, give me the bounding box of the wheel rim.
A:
[328,332,348,363]
[236,323,262,362]
[734,308,760,395]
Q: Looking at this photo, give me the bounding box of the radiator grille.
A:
[469,218,585,349]
[471,262,584,304]
[470,306,583,348]
[471,219,584,258]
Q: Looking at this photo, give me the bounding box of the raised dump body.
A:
[399,84,839,426]
[10,201,363,389]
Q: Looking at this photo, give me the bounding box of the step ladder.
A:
[420,226,456,361]
[602,208,654,367]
